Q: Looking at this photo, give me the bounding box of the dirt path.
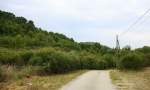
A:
[60,70,117,90]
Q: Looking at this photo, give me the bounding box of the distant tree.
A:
[122,45,131,51]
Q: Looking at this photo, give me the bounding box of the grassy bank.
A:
[110,67,150,90]
[0,68,87,90]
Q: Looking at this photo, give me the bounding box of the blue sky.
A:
[0,0,150,48]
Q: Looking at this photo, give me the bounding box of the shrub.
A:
[20,51,33,64]
[48,52,73,73]
[0,51,20,65]
[117,53,143,70]
[80,55,97,69]
[143,53,150,66]
[79,54,107,70]
[96,60,107,69]
[102,54,116,68]
[34,50,53,62]
[30,49,80,74]
[29,56,43,65]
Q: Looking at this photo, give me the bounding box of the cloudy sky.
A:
[0,0,150,48]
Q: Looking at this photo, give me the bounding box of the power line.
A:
[115,8,150,48]
[119,8,150,36]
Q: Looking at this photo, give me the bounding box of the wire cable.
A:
[119,8,150,36]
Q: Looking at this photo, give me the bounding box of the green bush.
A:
[80,55,97,69]
[117,53,143,70]
[29,55,43,65]
[47,52,74,73]
[0,51,19,65]
[20,51,33,64]
[143,53,150,66]
[102,54,116,68]
[79,54,107,70]
[29,49,80,74]
[96,60,107,69]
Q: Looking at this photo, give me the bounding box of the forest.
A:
[0,10,150,79]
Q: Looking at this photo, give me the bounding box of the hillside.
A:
[0,10,111,54]
[0,10,150,69]
[0,10,150,67]
[0,10,116,74]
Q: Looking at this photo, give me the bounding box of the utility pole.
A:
[115,35,120,67]
[116,35,120,52]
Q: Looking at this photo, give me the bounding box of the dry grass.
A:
[0,70,87,90]
[110,67,150,90]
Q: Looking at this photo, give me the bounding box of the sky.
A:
[0,0,150,48]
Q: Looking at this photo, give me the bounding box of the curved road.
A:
[60,70,117,90]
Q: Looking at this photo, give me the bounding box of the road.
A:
[60,70,117,90]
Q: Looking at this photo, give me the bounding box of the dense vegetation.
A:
[0,10,150,80]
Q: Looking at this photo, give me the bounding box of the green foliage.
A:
[102,54,116,68]
[122,45,131,51]
[0,47,114,74]
[29,56,43,65]
[143,53,150,66]
[79,52,107,69]
[117,53,144,70]
[0,10,77,50]
[135,46,150,54]
[0,50,18,64]
[29,49,81,73]
[135,46,150,67]
[80,55,97,69]
[19,51,33,64]
[79,42,110,54]
[96,60,108,69]
[1,10,150,76]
